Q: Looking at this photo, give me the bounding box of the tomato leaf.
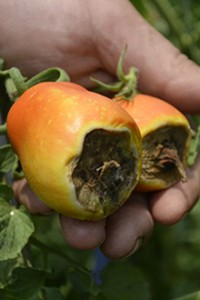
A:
[68,268,98,296]
[100,261,150,300]
[42,287,64,300]
[0,256,24,288]
[0,199,34,260]
[174,291,200,300]
[0,144,18,173]
[0,267,46,300]
[0,183,14,202]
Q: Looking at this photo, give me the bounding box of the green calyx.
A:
[91,46,138,100]
[0,57,71,136]
[0,65,70,102]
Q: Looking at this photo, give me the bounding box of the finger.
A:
[13,178,53,214]
[100,193,154,260]
[93,0,200,113]
[150,156,200,225]
[60,216,106,250]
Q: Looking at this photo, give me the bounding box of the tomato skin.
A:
[117,94,191,191]
[118,94,190,136]
[7,82,142,220]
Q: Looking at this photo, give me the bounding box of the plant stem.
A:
[9,67,28,96]
[1,66,70,103]
[26,67,70,88]
[39,289,47,300]
[151,0,184,43]
[91,47,138,100]
[151,0,200,63]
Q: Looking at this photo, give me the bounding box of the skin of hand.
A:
[1,0,200,259]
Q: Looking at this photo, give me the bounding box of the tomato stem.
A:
[0,58,70,102]
[9,67,28,96]
[116,46,127,81]
[26,67,70,88]
[91,46,138,100]
[3,78,18,102]
[115,66,138,100]
[0,67,28,101]
[90,77,124,92]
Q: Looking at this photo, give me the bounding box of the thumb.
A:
[93,0,200,113]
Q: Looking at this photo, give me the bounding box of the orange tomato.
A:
[116,94,191,191]
[7,82,142,220]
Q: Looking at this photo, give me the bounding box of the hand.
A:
[1,0,200,259]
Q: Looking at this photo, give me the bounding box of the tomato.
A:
[7,82,142,220]
[117,94,191,191]
[90,48,191,191]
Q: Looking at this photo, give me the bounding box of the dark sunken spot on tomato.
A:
[142,125,189,186]
[71,129,139,215]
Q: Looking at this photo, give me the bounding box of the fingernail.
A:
[122,237,143,259]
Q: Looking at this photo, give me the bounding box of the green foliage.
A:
[0,184,14,202]
[175,291,200,300]
[100,261,150,300]
[0,145,18,173]
[0,200,34,261]
[130,0,200,64]
[128,199,200,300]
[0,267,46,300]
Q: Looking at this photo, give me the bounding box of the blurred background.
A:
[132,0,200,64]
[128,1,200,299]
